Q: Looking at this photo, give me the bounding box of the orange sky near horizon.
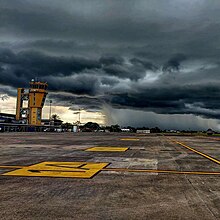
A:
[0,96,106,125]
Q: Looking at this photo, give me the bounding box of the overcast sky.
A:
[1,0,220,130]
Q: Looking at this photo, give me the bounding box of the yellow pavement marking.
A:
[2,162,109,179]
[102,168,220,175]
[120,138,140,141]
[167,137,220,165]
[1,163,220,177]
[85,147,128,152]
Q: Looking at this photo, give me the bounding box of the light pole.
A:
[49,100,52,120]
[78,109,81,124]
[49,100,52,127]
[73,108,83,125]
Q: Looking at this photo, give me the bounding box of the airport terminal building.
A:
[0,113,62,132]
[0,113,16,123]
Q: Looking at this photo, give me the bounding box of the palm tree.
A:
[0,94,9,113]
[51,114,60,120]
[0,94,8,101]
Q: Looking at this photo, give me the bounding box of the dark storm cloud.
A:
[130,58,157,71]
[162,54,187,72]
[48,93,104,112]
[107,83,220,119]
[0,48,103,95]
[99,55,124,66]
[1,0,220,127]
[47,74,100,96]
[103,65,138,80]
[0,85,16,97]
[0,48,100,77]
[0,48,149,88]
[100,77,119,86]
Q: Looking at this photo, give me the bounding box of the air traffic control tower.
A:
[16,80,48,125]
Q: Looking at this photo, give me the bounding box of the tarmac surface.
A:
[0,132,220,220]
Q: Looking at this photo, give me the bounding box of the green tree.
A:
[110,124,121,132]
[51,114,60,120]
